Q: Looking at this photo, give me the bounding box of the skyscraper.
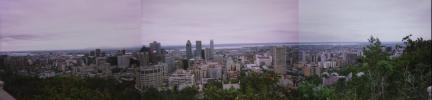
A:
[149,41,163,64]
[195,40,202,59]
[149,41,161,54]
[204,48,211,61]
[137,52,150,66]
[186,40,193,59]
[95,49,102,57]
[209,40,214,60]
[135,63,167,90]
[272,46,287,75]
[117,55,130,68]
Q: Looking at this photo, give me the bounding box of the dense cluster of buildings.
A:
[0,41,404,93]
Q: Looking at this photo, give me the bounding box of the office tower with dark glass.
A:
[149,41,161,54]
[186,40,193,59]
[209,40,214,60]
[195,41,202,59]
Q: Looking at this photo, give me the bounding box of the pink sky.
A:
[1,0,430,51]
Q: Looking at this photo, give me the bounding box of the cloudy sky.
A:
[300,0,431,42]
[142,0,298,45]
[0,0,430,51]
[0,0,143,51]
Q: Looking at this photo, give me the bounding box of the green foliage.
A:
[392,35,431,99]
[296,35,431,100]
[298,82,336,100]
[141,86,199,100]
[1,75,140,100]
[203,71,285,100]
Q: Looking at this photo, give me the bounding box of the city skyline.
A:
[0,0,430,99]
[1,0,431,51]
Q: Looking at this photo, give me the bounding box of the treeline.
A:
[0,75,140,100]
[1,74,199,100]
[296,35,431,100]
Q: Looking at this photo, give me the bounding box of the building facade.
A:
[135,63,167,90]
[195,41,202,59]
[272,46,287,75]
[186,40,193,59]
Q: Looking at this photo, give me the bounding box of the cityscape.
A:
[0,0,431,100]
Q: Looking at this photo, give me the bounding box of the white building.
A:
[319,61,337,68]
[135,63,167,90]
[255,54,272,67]
[245,64,262,73]
[168,69,195,90]
[223,83,240,90]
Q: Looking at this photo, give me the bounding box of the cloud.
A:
[0,0,143,51]
[0,34,38,41]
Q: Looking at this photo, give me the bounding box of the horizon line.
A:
[0,41,405,52]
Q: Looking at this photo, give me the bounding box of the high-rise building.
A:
[135,63,167,90]
[95,49,102,57]
[204,48,211,61]
[149,41,164,64]
[186,40,193,59]
[117,55,130,68]
[137,52,150,66]
[195,41,202,59]
[209,40,214,60]
[165,57,177,74]
[272,46,287,75]
[118,49,126,55]
[95,57,112,77]
[149,41,161,54]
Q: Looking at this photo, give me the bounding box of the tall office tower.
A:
[149,41,162,64]
[209,40,214,60]
[195,40,202,59]
[117,55,131,68]
[95,49,101,57]
[119,49,126,55]
[272,46,287,75]
[204,48,211,61]
[137,52,150,66]
[186,40,193,59]
[90,51,96,57]
[149,41,161,54]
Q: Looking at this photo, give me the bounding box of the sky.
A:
[142,0,299,45]
[300,0,431,42]
[0,0,143,51]
[0,0,430,51]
